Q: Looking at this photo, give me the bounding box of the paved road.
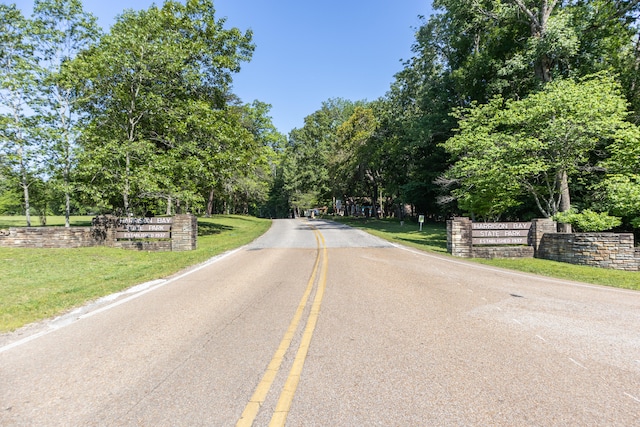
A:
[1,218,639,425]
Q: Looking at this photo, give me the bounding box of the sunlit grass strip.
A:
[325,215,639,291]
[328,216,449,253]
[0,215,271,332]
[472,257,639,291]
[0,215,93,227]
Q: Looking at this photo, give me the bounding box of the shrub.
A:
[554,209,622,232]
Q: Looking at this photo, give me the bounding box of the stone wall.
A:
[537,233,639,271]
[473,246,534,259]
[447,216,640,270]
[0,214,197,251]
[0,227,98,249]
[447,217,534,259]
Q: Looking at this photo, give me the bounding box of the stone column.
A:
[171,214,197,251]
[531,218,557,257]
[91,215,118,247]
[447,217,473,258]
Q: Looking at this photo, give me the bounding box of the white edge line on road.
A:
[624,392,640,403]
[392,243,640,296]
[568,358,587,370]
[0,247,245,355]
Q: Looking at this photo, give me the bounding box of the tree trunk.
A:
[64,134,71,228]
[557,169,572,233]
[536,53,553,83]
[124,151,131,215]
[372,185,379,219]
[65,191,70,228]
[513,0,558,83]
[22,181,31,227]
[166,195,172,216]
[19,149,31,227]
[64,144,71,227]
[207,187,215,217]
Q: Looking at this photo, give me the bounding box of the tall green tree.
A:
[0,4,39,226]
[333,105,383,216]
[596,122,640,227]
[284,98,361,215]
[386,15,458,216]
[70,0,254,215]
[442,74,639,222]
[32,0,101,226]
[382,0,640,220]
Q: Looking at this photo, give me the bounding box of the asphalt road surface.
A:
[1,218,639,426]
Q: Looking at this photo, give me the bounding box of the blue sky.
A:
[12,0,434,135]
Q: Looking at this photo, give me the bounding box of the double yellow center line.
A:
[236,223,328,427]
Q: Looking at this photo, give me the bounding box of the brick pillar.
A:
[447,217,473,258]
[171,214,197,251]
[531,218,557,257]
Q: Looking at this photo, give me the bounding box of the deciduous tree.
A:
[442,74,637,221]
[0,4,39,225]
[70,0,254,215]
[32,0,101,226]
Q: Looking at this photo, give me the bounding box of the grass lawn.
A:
[0,215,93,227]
[328,216,449,254]
[0,215,271,332]
[328,215,639,292]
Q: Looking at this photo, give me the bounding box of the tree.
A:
[32,0,101,226]
[596,122,640,227]
[0,4,39,226]
[214,100,284,216]
[283,98,361,215]
[385,15,459,216]
[70,0,254,215]
[442,73,638,221]
[333,106,382,217]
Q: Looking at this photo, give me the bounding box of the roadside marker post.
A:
[419,215,425,231]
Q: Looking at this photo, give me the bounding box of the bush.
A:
[554,209,622,232]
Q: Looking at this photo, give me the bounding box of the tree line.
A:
[1,0,285,226]
[3,0,640,233]
[278,0,640,232]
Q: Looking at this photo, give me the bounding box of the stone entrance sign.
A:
[471,222,531,245]
[115,217,174,240]
[447,217,548,259]
[0,214,197,251]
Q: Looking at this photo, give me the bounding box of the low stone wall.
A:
[0,214,197,251]
[0,227,99,249]
[537,233,639,271]
[473,246,534,259]
[448,216,640,270]
[447,217,537,259]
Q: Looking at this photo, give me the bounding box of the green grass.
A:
[329,216,449,253]
[326,215,639,292]
[472,257,640,290]
[0,215,93,227]
[0,215,271,332]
